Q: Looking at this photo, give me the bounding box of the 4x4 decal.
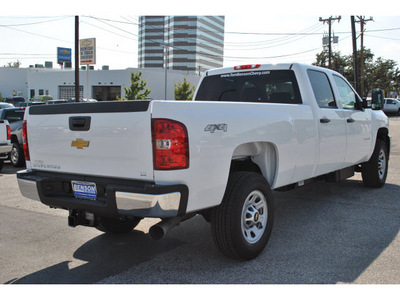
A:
[204,124,228,133]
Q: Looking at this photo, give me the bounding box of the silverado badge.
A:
[71,138,90,149]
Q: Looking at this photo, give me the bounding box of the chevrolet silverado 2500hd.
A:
[0,119,11,172]
[17,63,390,260]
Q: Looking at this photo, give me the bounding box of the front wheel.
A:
[211,172,274,260]
[361,139,388,188]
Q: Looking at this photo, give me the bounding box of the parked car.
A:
[31,95,53,102]
[0,103,15,109]
[45,100,68,105]
[0,119,11,172]
[5,96,26,106]
[383,98,400,115]
[16,102,45,107]
[0,107,26,167]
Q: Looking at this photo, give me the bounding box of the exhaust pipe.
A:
[149,217,181,240]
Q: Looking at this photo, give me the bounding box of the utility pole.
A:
[75,15,80,102]
[351,16,360,95]
[319,16,341,69]
[356,16,373,97]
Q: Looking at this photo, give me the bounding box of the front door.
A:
[332,75,372,165]
[307,69,347,176]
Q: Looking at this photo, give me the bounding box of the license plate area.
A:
[72,181,97,200]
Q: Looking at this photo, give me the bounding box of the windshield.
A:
[195,70,302,104]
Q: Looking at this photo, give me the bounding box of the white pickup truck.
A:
[0,119,11,172]
[17,63,390,260]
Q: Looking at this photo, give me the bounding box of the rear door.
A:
[26,101,154,181]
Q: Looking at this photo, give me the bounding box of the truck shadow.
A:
[6,179,400,284]
[6,230,184,284]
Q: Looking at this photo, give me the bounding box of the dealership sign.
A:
[57,47,72,64]
[80,38,96,65]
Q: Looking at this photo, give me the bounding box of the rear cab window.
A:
[195,70,302,104]
[307,69,337,109]
[3,109,25,123]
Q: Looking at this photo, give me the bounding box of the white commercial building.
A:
[0,67,200,101]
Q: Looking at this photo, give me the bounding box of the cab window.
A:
[333,75,359,109]
[195,70,302,104]
[307,70,337,108]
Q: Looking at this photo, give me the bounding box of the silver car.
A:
[383,98,400,115]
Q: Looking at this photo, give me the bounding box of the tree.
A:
[313,49,347,74]
[174,77,196,101]
[313,48,399,97]
[3,61,21,68]
[120,71,151,100]
[367,57,398,97]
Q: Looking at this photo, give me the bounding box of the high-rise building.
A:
[138,16,225,75]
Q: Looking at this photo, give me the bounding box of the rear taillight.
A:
[22,120,30,161]
[152,119,189,170]
[6,124,11,141]
[234,64,261,70]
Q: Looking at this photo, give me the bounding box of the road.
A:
[0,116,399,285]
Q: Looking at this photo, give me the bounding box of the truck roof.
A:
[205,63,337,77]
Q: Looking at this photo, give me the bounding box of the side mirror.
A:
[371,89,384,110]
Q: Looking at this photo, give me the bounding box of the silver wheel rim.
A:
[10,146,18,164]
[241,190,268,244]
[377,149,387,180]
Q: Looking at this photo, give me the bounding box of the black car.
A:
[0,107,26,167]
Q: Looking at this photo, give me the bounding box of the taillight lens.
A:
[234,64,261,70]
[6,124,11,140]
[152,119,189,170]
[22,120,30,161]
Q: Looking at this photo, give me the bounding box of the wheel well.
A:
[230,158,262,174]
[11,134,18,144]
[377,128,390,157]
[230,142,277,187]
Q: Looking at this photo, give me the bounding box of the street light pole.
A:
[74,16,80,102]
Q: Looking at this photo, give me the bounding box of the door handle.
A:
[320,118,331,124]
[69,116,91,131]
[347,118,355,123]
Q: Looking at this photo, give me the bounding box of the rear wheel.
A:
[95,216,142,234]
[361,139,388,188]
[211,172,274,260]
[10,142,25,167]
[0,160,4,172]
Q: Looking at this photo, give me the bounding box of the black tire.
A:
[0,160,4,172]
[361,139,388,188]
[10,142,25,167]
[95,216,142,234]
[211,172,274,260]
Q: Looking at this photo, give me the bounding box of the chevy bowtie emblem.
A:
[71,138,90,149]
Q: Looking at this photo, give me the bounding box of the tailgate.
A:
[0,120,7,143]
[26,101,154,181]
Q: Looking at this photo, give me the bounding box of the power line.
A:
[0,16,72,27]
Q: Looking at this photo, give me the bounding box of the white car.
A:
[383,98,400,115]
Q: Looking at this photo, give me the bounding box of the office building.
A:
[138,16,225,74]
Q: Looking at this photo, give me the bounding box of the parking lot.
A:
[0,116,399,285]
